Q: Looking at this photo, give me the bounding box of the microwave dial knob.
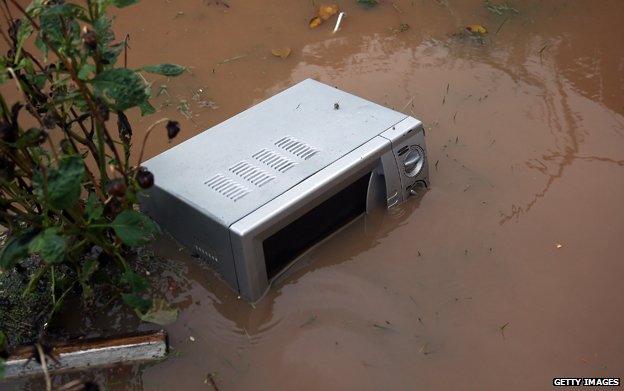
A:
[403,146,424,177]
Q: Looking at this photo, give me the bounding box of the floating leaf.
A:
[140,298,178,325]
[91,68,149,111]
[0,230,37,270]
[122,293,152,313]
[139,101,156,116]
[142,63,186,77]
[33,155,84,210]
[309,16,322,28]
[356,0,378,7]
[271,47,292,59]
[111,0,139,8]
[110,210,158,246]
[28,228,67,264]
[466,24,488,35]
[120,268,149,293]
[318,4,339,20]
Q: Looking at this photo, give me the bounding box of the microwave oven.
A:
[141,79,429,301]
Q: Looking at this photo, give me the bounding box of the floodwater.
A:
[5,0,624,389]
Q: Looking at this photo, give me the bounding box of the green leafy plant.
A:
[484,0,519,16]
[356,0,378,8]
[0,0,184,347]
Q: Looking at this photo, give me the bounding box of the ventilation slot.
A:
[204,174,249,201]
[397,145,410,156]
[193,244,219,264]
[275,136,320,160]
[229,161,275,187]
[252,149,297,173]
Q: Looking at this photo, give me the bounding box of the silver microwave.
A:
[141,79,429,301]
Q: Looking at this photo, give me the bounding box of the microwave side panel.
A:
[140,187,239,294]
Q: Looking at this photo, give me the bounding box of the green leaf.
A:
[122,293,151,313]
[120,268,149,293]
[0,230,37,270]
[142,64,186,77]
[93,15,124,66]
[0,58,8,84]
[34,36,48,58]
[110,210,158,246]
[39,4,82,54]
[81,258,99,281]
[139,298,178,325]
[15,18,34,60]
[24,265,48,295]
[33,155,84,210]
[17,127,46,148]
[85,193,103,221]
[91,68,149,111]
[112,0,139,8]
[138,101,155,116]
[356,0,378,7]
[28,228,67,264]
[25,73,47,89]
[79,258,99,301]
[77,63,96,80]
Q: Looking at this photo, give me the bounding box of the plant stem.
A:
[137,118,169,167]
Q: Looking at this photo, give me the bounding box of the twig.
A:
[402,96,414,111]
[216,54,246,66]
[137,118,170,167]
[333,12,346,34]
[495,17,508,35]
[35,343,52,391]
[206,373,220,391]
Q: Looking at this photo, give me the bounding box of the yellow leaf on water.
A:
[318,4,339,21]
[309,16,322,28]
[271,47,292,59]
[466,24,488,35]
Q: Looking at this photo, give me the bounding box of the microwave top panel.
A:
[143,78,408,227]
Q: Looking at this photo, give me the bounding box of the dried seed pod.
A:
[136,167,154,189]
[0,156,15,180]
[60,138,74,154]
[82,27,98,51]
[0,120,17,143]
[117,111,132,142]
[22,127,48,146]
[106,179,127,198]
[42,111,59,129]
[166,120,180,140]
[96,101,109,122]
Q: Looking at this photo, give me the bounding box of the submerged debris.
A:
[271,47,292,59]
[300,315,317,328]
[357,0,378,8]
[484,0,519,16]
[333,12,347,33]
[465,24,488,35]
[390,23,410,35]
[309,4,340,29]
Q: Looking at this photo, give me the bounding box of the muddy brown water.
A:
[3,0,624,390]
